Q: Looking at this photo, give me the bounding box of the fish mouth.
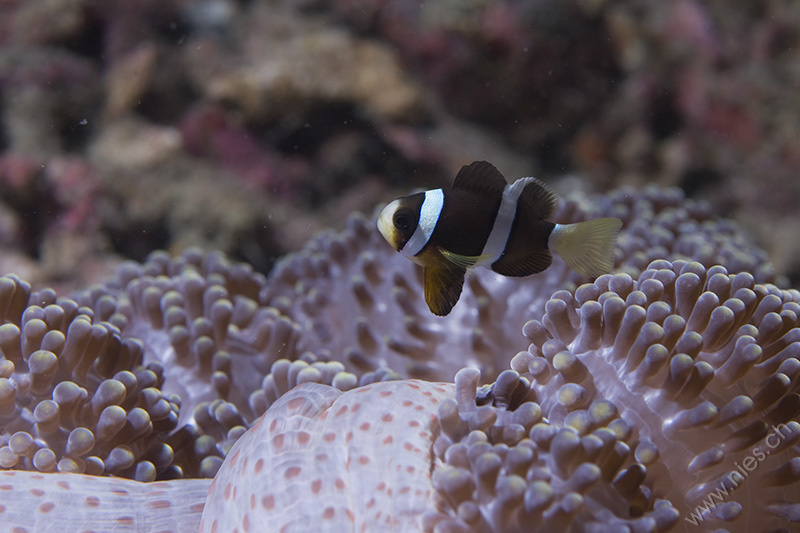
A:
[377,200,400,248]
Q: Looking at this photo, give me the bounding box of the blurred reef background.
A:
[1,0,798,291]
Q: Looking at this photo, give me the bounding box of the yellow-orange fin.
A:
[423,266,466,316]
[549,218,622,277]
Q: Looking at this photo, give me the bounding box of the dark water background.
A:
[1,0,798,290]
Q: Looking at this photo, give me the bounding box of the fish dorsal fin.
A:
[516,177,559,220]
[438,247,489,270]
[423,265,466,316]
[452,161,507,194]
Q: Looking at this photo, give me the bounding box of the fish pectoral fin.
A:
[438,247,488,269]
[424,266,466,316]
[491,249,552,277]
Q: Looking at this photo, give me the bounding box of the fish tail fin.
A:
[549,218,622,277]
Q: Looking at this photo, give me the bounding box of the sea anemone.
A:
[0,184,794,532]
[2,257,798,532]
[0,248,308,482]
[0,273,184,480]
[509,259,800,530]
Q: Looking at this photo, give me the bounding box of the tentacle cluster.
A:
[0,274,182,480]
[424,366,680,532]
[0,249,311,481]
[583,186,778,282]
[510,259,800,531]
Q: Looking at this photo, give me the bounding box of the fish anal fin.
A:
[491,249,552,277]
[550,218,622,278]
[438,247,489,269]
[517,177,559,220]
[424,266,466,316]
[452,161,507,194]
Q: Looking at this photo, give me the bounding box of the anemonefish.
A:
[377,160,622,316]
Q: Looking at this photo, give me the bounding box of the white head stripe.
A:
[479,177,534,265]
[401,189,444,257]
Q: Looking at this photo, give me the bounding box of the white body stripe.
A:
[401,188,444,257]
[478,177,534,266]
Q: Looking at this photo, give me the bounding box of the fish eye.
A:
[393,211,412,231]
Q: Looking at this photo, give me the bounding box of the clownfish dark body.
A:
[378,160,622,316]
